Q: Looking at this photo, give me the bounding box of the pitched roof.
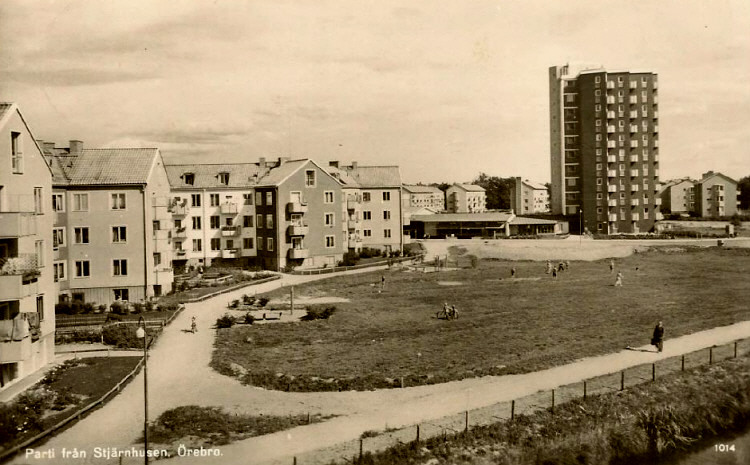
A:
[411,212,513,223]
[522,180,547,190]
[451,183,485,192]
[166,163,261,189]
[343,166,401,188]
[697,171,737,185]
[63,148,158,185]
[0,103,13,123]
[255,159,311,186]
[403,184,443,194]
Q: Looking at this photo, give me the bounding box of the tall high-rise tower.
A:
[549,65,662,234]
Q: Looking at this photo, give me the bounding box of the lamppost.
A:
[579,207,583,245]
[135,316,149,465]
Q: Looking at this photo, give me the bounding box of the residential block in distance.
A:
[446,183,486,213]
[509,177,550,215]
[550,64,662,234]
[692,171,741,218]
[1,103,55,392]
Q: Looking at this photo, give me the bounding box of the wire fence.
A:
[289,337,750,465]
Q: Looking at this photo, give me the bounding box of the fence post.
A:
[551,389,555,414]
[307,412,310,424]
[359,438,363,461]
[293,457,297,465]
[652,363,656,381]
[400,376,404,388]
[465,410,469,432]
[620,371,625,391]
[735,341,738,358]
[709,346,713,364]
[583,381,587,400]
[290,287,294,315]
[416,425,420,443]
[681,355,685,371]
[511,400,515,421]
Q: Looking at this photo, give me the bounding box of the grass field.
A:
[212,246,750,391]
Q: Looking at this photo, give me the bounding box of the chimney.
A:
[329,160,339,168]
[351,161,358,170]
[259,157,266,167]
[278,156,290,165]
[69,140,83,155]
[43,142,55,153]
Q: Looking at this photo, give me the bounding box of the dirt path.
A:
[7,246,750,465]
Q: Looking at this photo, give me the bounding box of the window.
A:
[35,240,44,267]
[596,193,603,200]
[210,238,220,251]
[53,228,65,249]
[255,192,262,205]
[192,216,202,230]
[75,260,90,278]
[595,104,601,112]
[267,238,273,251]
[363,229,372,237]
[219,172,230,185]
[191,194,201,207]
[596,178,603,185]
[595,134,602,141]
[266,192,273,205]
[324,213,334,226]
[243,238,254,249]
[596,163,602,170]
[383,191,392,202]
[153,253,161,266]
[324,191,334,203]
[184,173,195,185]
[619,192,625,199]
[73,193,89,211]
[52,193,65,212]
[257,238,263,251]
[243,216,253,227]
[210,216,220,229]
[325,235,335,248]
[226,239,234,249]
[11,131,23,173]
[567,178,577,187]
[111,193,126,210]
[257,214,264,228]
[74,227,89,244]
[383,211,391,220]
[384,229,392,238]
[53,261,66,282]
[192,239,202,252]
[363,211,372,220]
[363,192,371,202]
[596,119,601,126]
[266,214,274,229]
[114,289,129,301]
[112,226,127,243]
[594,90,601,96]
[305,170,316,187]
[595,76,601,83]
[113,259,128,276]
[243,194,253,205]
[210,194,220,206]
[597,207,603,214]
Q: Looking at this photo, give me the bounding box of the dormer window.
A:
[219,172,230,185]
[184,173,195,185]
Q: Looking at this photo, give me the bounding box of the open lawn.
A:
[212,246,750,391]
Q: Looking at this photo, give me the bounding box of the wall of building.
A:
[359,187,402,252]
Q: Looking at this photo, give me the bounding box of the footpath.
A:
[5,259,750,465]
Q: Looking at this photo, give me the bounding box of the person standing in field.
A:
[510,266,516,278]
[609,259,615,273]
[652,321,665,352]
[546,260,552,274]
[552,267,557,279]
[614,271,623,287]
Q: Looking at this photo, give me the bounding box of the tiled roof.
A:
[522,180,547,190]
[166,163,262,189]
[256,159,311,186]
[0,103,14,122]
[64,148,158,185]
[403,184,442,194]
[343,166,401,188]
[411,212,513,223]
[452,183,485,192]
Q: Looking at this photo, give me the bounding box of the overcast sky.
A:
[1,0,749,184]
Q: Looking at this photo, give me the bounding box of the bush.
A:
[132,302,145,314]
[359,247,382,259]
[145,301,155,312]
[469,255,479,268]
[301,305,337,321]
[97,304,107,313]
[216,314,235,329]
[110,301,130,315]
[340,251,360,267]
[242,294,253,305]
[244,313,255,325]
[55,302,72,315]
[258,297,270,307]
[102,324,147,348]
[71,301,83,315]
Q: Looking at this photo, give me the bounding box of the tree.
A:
[472,172,514,210]
[738,176,750,211]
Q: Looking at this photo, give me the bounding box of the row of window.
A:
[52,226,128,248]
[181,190,393,208]
[53,259,129,280]
[50,193,127,212]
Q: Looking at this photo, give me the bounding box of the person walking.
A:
[609,259,615,273]
[191,316,197,333]
[614,271,623,287]
[545,260,552,274]
[552,267,557,279]
[651,321,665,352]
[510,266,516,278]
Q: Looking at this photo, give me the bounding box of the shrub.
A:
[301,305,337,321]
[145,301,155,312]
[258,297,270,307]
[102,324,147,348]
[216,314,235,329]
[97,304,107,313]
[132,302,145,314]
[469,255,479,268]
[71,301,83,315]
[340,251,360,267]
[55,302,72,315]
[244,313,255,325]
[229,299,240,308]
[110,301,130,315]
[242,294,253,305]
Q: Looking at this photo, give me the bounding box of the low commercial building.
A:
[1,103,55,392]
[410,212,564,238]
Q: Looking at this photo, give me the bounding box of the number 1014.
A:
[714,444,735,452]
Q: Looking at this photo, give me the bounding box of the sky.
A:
[1,0,749,184]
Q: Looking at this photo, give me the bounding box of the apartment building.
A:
[550,64,662,234]
[402,185,445,211]
[165,163,259,269]
[693,171,740,218]
[509,178,550,214]
[1,103,55,392]
[658,178,695,215]
[446,184,486,213]
[45,144,174,305]
[328,162,404,254]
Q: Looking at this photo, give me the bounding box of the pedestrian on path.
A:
[609,259,615,273]
[510,266,516,278]
[545,260,552,274]
[552,267,557,279]
[652,321,665,352]
[191,316,197,333]
[614,271,623,287]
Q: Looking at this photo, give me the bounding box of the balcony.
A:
[632,213,640,221]
[348,236,363,248]
[607,140,616,148]
[630,169,639,177]
[655,198,662,206]
[221,248,239,259]
[631,185,640,192]
[656,212,664,221]
[653,139,659,148]
[0,254,39,300]
[608,214,618,222]
[630,141,639,148]
[630,155,639,163]
[630,110,638,119]
[173,227,187,239]
[0,212,38,237]
[607,81,615,89]
[347,218,360,229]
[629,96,637,104]
[287,200,308,214]
[607,155,617,163]
[607,170,617,178]
[608,185,618,193]
[653,169,659,178]
[607,111,615,119]
[346,197,360,210]
[630,199,639,206]
[607,125,615,133]
[653,111,659,119]
[629,125,638,133]
[220,202,238,215]
[175,249,187,257]
[608,199,618,207]
[653,125,659,133]
[287,222,309,236]
[653,96,659,104]
[0,337,32,363]
[169,201,188,216]
[606,96,615,104]
[221,225,241,237]
[653,154,659,162]
[288,248,309,260]
[629,81,638,89]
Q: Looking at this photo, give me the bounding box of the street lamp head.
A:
[136,316,146,339]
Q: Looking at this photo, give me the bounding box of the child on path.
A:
[651,321,665,352]
[191,316,197,333]
[614,271,623,287]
